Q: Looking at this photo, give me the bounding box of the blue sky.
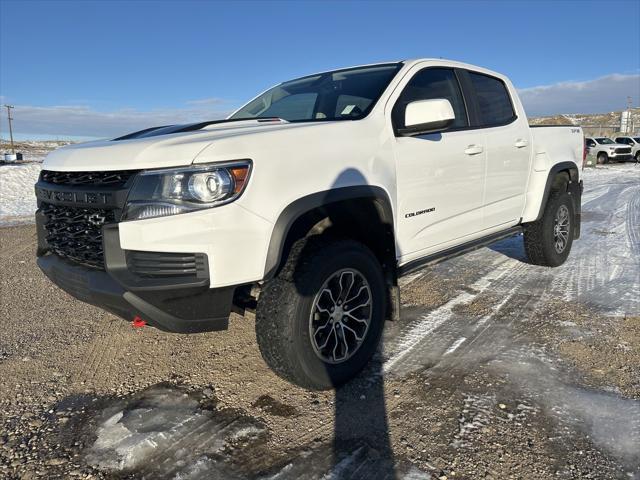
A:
[1,0,639,139]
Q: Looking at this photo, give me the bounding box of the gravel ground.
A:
[0,164,638,479]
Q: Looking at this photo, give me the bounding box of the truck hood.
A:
[596,143,628,149]
[43,119,315,171]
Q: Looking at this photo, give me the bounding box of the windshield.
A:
[230,63,402,122]
[596,138,615,144]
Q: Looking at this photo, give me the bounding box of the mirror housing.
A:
[398,98,455,136]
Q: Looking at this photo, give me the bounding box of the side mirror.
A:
[398,99,455,136]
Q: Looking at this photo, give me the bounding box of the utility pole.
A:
[4,105,15,154]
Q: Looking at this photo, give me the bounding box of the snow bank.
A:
[0,163,42,225]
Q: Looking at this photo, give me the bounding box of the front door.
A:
[392,67,486,261]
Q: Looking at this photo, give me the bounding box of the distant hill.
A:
[0,140,74,162]
[529,107,640,127]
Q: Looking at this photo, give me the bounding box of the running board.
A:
[398,226,523,277]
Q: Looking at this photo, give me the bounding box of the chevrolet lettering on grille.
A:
[35,187,113,205]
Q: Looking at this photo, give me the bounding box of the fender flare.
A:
[534,161,581,237]
[263,185,395,279]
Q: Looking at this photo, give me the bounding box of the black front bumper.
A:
[36,220,235,333]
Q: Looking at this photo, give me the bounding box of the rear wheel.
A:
[524,183,575,267]
[255,236,386,390]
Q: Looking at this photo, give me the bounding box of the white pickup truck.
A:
[35,59,584,389]
[585,137,633,163]
[613,135,640,162]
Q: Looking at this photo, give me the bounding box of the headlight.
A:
[122,161,251,220]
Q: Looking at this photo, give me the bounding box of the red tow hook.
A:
[132,316,147,328]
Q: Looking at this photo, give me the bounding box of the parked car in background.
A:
[585,137,633,164]
[613,136,640,162]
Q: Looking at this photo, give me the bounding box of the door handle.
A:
[464,145,484,155]
[515,139,529,148]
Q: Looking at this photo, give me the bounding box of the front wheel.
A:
[255,237,386,390]
[597,152,608,164]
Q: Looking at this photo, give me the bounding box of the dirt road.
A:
[1,164,638,479]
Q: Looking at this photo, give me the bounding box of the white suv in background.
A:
[613,136,640,162]
[585,137,633,163]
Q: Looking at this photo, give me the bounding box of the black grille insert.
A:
[126,251,207,278]
[40,170,137,187]
[41,204,115,269]
[615,148,631,154]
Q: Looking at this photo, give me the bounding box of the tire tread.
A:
[255,236,382,389]
[524,183,573,267]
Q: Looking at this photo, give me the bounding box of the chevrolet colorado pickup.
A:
[35,59,584,389]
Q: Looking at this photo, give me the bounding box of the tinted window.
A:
[392,68,468,130]
[468,71,515,126]
[586,139,596,147]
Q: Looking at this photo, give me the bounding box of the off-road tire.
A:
[524,184,575,267]
[597,152,608,165]
[635,151,640,163]
[255,236,386,390]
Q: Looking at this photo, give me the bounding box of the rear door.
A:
[463,70,532,229]
[392,67,487,260]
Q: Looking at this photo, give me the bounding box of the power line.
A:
[3,105,16,154]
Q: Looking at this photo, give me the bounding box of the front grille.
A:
[41,204,115,269]
[615,147,631,154]
[126,251,207,278]
[40,170,137,187]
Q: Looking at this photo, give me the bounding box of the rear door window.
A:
[467,71,516,127]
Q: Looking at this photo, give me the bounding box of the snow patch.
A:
[401,467,432,479]
[0,163,41,225]
[384,256,517,373]
[451,394,494,449]
[261,443,430,480]
[443,337,466,355]
[492,350,640,467]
